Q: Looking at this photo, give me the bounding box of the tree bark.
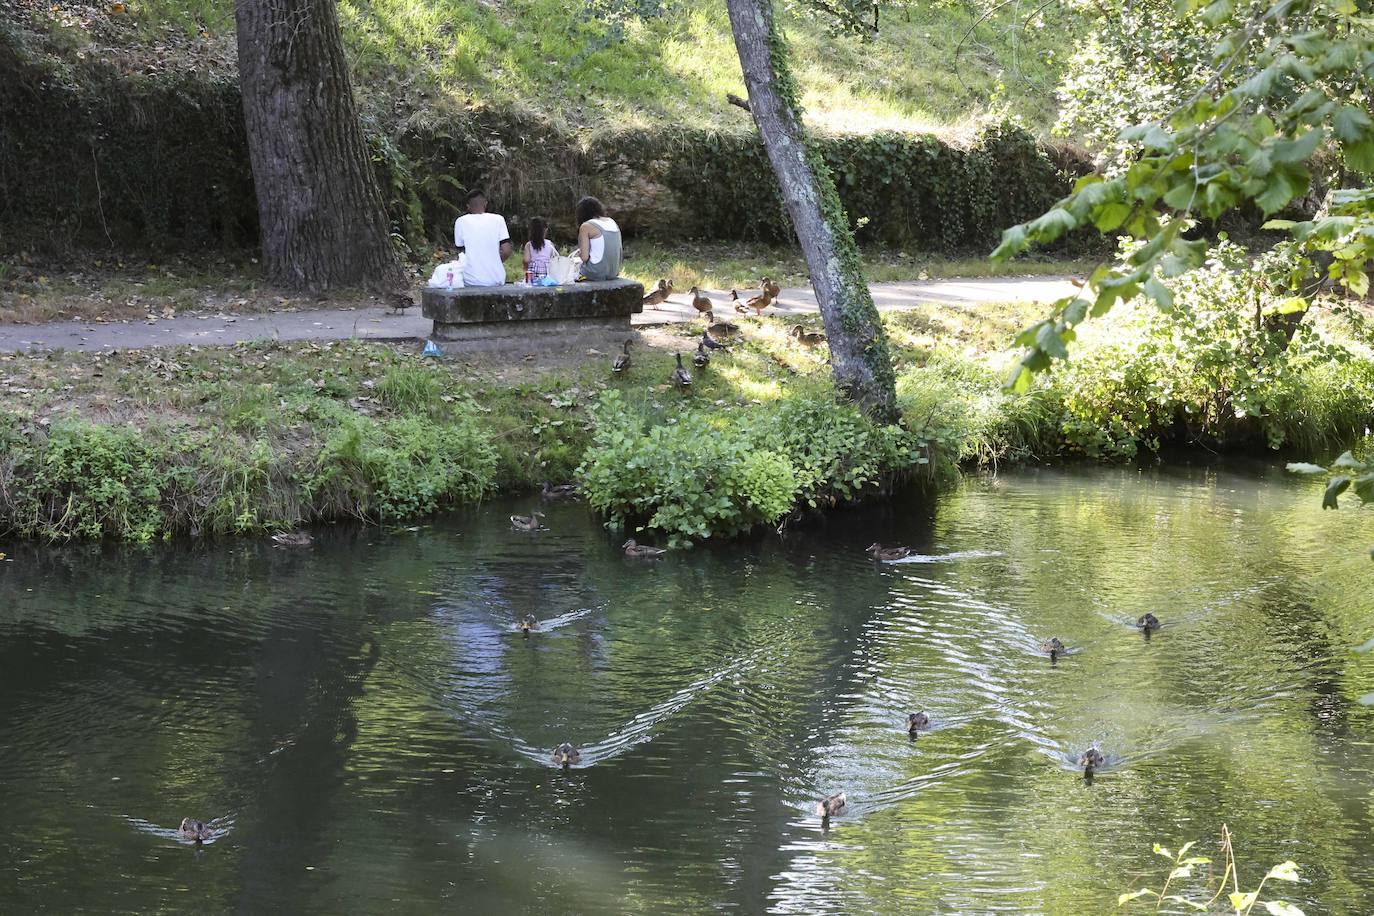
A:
[235,0,403,292]
[724,0,897,418]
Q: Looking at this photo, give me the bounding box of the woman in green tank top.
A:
[575,196,622,281]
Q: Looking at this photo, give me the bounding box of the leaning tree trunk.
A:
[235,0,403,291]
[724,0,896,418]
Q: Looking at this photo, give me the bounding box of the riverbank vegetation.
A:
[3,263,1370,542]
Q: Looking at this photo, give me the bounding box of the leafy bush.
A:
[309,407,497,520]
[1045,242,1374,457]
[578,387,925,544]
[5,421,176,541]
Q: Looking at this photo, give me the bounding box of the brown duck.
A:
[642,279,673,308]
[510,512,545,532]
[690,286,713,316]
[816,792,846,819]
[866,543,911,562]
[178,818,214,843]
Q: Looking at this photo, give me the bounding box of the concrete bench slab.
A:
[421,279,644,341]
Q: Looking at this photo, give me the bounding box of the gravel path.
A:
[0,276,1074,353]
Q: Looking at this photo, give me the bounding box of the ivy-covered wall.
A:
[2,20,1093,257]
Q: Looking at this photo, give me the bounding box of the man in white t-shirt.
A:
[453,188,512,287]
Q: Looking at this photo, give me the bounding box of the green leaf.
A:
[1263,902,1306,916]
[1153,843,1174,860]
[1118,889,1156,905]
[1094,202,1132,232]
[1230,891,1259,911]
[1323,476,1351,509]
[1169,865,1194,879]
[1005,362,1032,393]
[991,225,1029,262]
[1270,129,1324,164]
[1285,462,1328,475]
[1270,296,1308,315]
[1333,106,1372,142]
[1143,275,1175,311]
[1265,861,1301,882]
[1035,323,1069,359]
[1163,896,1210,912]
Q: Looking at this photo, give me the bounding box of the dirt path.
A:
[0,276,1074,353]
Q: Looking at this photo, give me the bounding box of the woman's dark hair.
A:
[575,196,606,226]
[528,217,548,248]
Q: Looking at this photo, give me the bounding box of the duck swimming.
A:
[552,743,581,768]
[622,539,668,559]
[866,543,911,562]
[907,712,930,736]
[1078,748,1105,776]
[178,818,214,843]
[541,481,578,500]
[271,531,313,547]
[517,614,537,636]
[510,512,545,532]
[816,792,846,819]
[1136,612,1161,633]
[1041,637,1066,664]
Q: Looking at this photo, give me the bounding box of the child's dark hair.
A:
[528,217,548,248]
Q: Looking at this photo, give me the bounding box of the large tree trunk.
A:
[724,0,897,418]
[235,0,403,291]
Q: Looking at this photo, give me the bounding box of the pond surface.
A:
[2,463,1373,914]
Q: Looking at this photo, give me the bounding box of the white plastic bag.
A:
[546,255,579,285]
[428,257,465,288]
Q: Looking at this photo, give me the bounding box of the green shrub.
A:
[376,364,446,414]
[579,387,926,544]
[6,421,174,541]
[1044,241,1374,457]
[308,407,497,520]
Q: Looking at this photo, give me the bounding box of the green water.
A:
[2,463,1372,914]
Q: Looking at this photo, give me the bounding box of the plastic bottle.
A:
[446,268,454,289]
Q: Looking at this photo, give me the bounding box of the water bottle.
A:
[446,267,454,289]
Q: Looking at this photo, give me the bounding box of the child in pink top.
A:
[522,218,558,280]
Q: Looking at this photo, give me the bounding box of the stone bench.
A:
[421,279,644,341]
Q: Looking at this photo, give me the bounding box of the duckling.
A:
[762,276,781,299]
[1041,637,1066,664]
[815,792,846,819]
[731,289,749,314]
[642,279,673,308]
[866,543,911,562]
[690,286,713,316]
[671,352,692,390]
[517,614,537,636]
[907,712,930,736]
[790,324,827,347]
[612,339,632,374]
[622,539,668,558]
[1136,612,1160,633]
[178,818,214,843]
[551,743,582,768]
[271,531,313,548]
[703,313,740,338]
[692,341,710,370]
[541,481,578,500]
[1078,747,1105,776]
[510,512,545,532]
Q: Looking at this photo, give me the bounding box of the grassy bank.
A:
[88,0,1077,133]
[4,259,1370,543]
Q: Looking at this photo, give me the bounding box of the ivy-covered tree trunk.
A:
[234,0,403,291]
[724,0,896,418]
